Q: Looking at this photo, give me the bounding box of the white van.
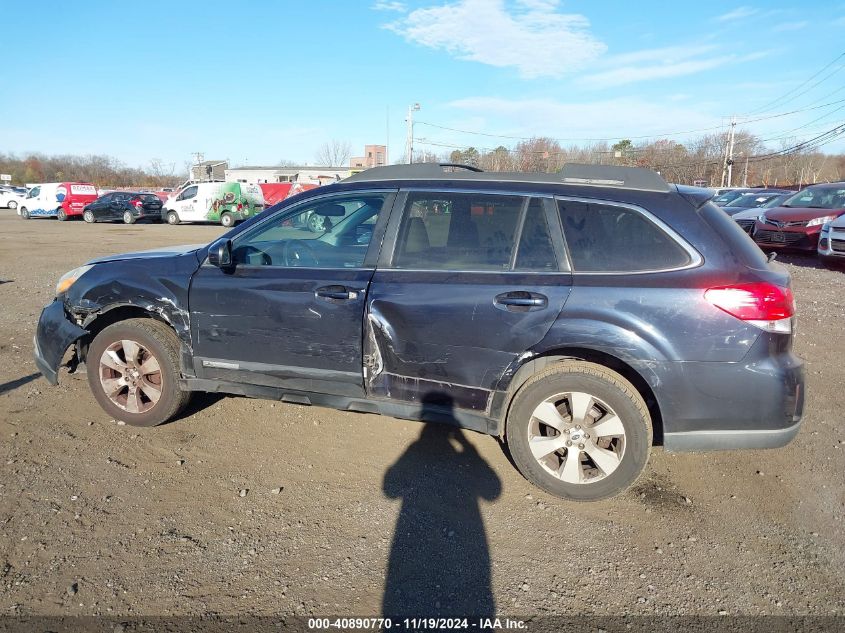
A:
[162,182,264,227]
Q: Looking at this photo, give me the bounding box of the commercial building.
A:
[350,145,387,171]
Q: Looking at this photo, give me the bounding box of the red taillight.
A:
[133,199,142,208]
[705,283,794,331]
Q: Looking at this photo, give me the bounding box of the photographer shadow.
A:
[382,394,502,619]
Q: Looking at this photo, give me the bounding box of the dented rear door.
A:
[365,191,572,412]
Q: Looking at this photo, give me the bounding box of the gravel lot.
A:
[1,212,844,620]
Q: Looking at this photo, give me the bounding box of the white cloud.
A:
[772,20,808,32]
[579,48,771,89]
[444,96,721,141]
[372,1,406,11]
[383,0,606,79]
[716,6,758,21]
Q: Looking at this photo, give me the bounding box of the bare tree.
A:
[315,140,352,167]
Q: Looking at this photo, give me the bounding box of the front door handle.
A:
[315,285,358,301]
[494,291,548,311]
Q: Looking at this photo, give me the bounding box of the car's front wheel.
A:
[166,211,180,225]
[20,207,29,219]
[506,361,652,502]
[83,210,95,223]
[220,212,234,227]
[86,319,191,427]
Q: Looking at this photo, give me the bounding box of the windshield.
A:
[712,190,748,206]
[783,187,845,209]
[725,193,782,209]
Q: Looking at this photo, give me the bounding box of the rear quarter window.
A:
[557,199,692,272]
[699,201,770,270]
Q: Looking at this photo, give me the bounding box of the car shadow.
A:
[382,394,502,619]
[160,391,225,425]
[0,372,41,396]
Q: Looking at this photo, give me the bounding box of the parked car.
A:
[33,163,804,501]
[720,190,792,216]
[753,183,845,251]
[818,216,845,267]
[162,182,265,227]
[0,186,26,210]
[83,191,163,224]
[711,188,760,207]
[19,182,98,220]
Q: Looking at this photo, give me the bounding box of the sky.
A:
[2,0,845,171]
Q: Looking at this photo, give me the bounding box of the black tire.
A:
[505,361,652,502]
[86,318,191,427]
[8,200,17,210]
[83,209,95,223]
[57,208,67,221]
[20,207,29,219]
[220,212,234,228]
[166,211,180,225]
[123,210,135,224]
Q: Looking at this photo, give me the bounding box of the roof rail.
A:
[344,163,483,182]
[559,163,670,192]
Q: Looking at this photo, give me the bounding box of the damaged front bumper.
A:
[33,299,88,385]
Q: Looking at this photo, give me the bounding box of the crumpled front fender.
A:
[33,300,88,385]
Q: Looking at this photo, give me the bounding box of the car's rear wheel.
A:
[20,207,29,219]
[83,210,95,223]
[505,361,652,502]
[123,210,135,224]
[166,211,180,225]
[86,319,191,427]
[57,208,67,221]
[220,212,234,227]
[8,200,17,210]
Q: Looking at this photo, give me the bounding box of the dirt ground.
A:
[1,211,844,619]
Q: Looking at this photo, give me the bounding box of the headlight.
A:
[806,215,837,227]
[56,265,93,294]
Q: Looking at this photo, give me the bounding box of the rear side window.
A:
[699,201,770,270]
[392,192,523,271]
[515,199,557,271]
[558,199,691,272]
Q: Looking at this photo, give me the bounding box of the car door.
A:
[366,189,572,412]
[109,193,127,220]
[189,189,396,397]
[92,193,112,220]
[175,185,199,221]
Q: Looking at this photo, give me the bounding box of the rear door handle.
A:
[315,285,358,301]
[494,291,548,311]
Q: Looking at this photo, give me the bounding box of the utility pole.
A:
[726,116,737,187]
[720,116,736,188]
[742,153,749,187]
[405,103,420,164]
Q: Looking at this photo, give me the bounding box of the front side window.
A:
[231,193,386,268]
[178,186,198,201]
[392,192,524,271]
[783,187,845,209]
[558,199,691,273]
[28,187,39,198]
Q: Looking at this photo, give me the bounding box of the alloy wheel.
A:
[527,391,626,484]
[98,339,163,414]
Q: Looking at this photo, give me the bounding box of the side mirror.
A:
[207,238,233,269]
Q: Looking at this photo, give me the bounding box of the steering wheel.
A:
[283,239,319,267]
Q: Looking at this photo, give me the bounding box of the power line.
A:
[415,97,845,144]
[743,51,845,116]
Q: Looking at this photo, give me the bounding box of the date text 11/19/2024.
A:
[307,617,527,630]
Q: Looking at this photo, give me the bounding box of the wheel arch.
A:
[495,347,664,446]
[76,303,193,378]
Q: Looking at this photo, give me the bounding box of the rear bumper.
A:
[33,300,88,385]
[663,419,802,451]
[648,342,805,452]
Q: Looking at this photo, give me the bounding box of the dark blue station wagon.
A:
[34,164,805,500]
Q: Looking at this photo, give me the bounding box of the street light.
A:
[406,103,421,164]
